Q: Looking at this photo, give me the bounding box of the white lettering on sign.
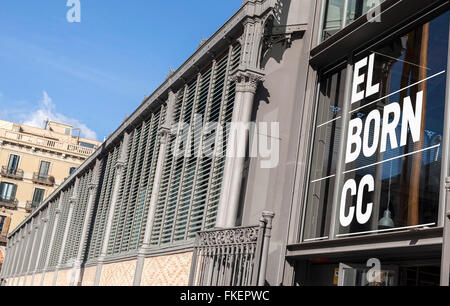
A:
[340,174,374,227]
[340,53,424,228]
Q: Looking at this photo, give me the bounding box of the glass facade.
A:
[304,11,450,241]
[322,0,386,41]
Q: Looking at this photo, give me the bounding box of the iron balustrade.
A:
[0,166,24,180]
[0,196,18,210]
[25,201,40,213]
[189,211,274,286]
[32,173,55,186]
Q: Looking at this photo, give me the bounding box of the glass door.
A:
[38,161,50,179]
[338,263,398,286]
[7,155,20,175]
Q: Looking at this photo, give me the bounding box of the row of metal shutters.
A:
[35,201,56,270]
[15,43,241,271]
[106,105,166,255]
[61,168,94,265]
[47,186,74,268]
[85,143,121,261]
[150,43,241,247]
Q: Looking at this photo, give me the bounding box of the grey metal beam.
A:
[53,177,80,286]
[24,216,41,285]
[133,91,176,286]
[39,194,64,286]
[94,132,130,286]
[71,159,101,286]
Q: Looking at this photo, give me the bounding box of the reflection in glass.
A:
[303,69,346,240]
[338,12,449,236]
[322,0,386,42]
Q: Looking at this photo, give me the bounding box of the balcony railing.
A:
[1,130,95,157]
[25,201,40,213]
[0,166,24,180]
[0,234,7,244]
[188,211,275,286]
[32,173,55,186]
[0,196,18,210]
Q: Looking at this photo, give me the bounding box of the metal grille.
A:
[86,144,120,261]
[189,226,261,286]
[107,106,166,255]
[48,186,73,268]
[150,44,241,247]
[36,201,56,270]
[61,170,93,264]
[189,211,274,286]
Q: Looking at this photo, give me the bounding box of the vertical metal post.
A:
[440,177,450,286]
[39,194,64,286]
[53,177,79,286]
[24,217,41,285]
[71,159,101,286]
[188,235,200,286]
[133,90,175,287]
[18,223,32,285]
[258,211,275,286]
[94,132,130,286]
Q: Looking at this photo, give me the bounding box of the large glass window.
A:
[322,0,386,41]
[303,12,449,241]
[303,68,346,241]
[7,154,20,175]
[0,182,17,202]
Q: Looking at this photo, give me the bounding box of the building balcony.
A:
[0,234,7,244]
[0,196,18,210]
[32,173,55,186]
[1,130,95,157]
[25,201,40,213]
[0,166,24,181]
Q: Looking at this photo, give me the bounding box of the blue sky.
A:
[0,0,242,140]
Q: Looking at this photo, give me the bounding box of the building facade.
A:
[1,0,449,286]
[0,120,101,271]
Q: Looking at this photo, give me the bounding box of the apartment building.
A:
[0,120,101,271]
[1,0,449,286]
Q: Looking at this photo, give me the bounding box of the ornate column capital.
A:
[446,177,450,191]
[88,183,98,191]
[158,125,172,144]
[115,160,127,171]
[232,69,265,94]
[68,198,78,206]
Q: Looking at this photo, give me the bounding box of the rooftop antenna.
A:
[44,118,50,130]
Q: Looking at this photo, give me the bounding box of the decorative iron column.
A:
[17,223,33,286]
[13,228,26,285]
[39,193,64,286]
[5,236,19,281]
[71,159,101,286]
[93,132,131,286]
[133,90,175,287]
[23,216,41,285]
[216,68,264,228]
[53,177,80,286]
[257,211,275,286]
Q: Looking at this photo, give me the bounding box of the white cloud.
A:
[22,91,98,140]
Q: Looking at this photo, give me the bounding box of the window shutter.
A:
[1,216,10,236]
